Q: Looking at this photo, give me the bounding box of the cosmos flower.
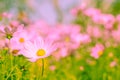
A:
[112,26,120,43]
[91,44,104,59]
[49,25,82,60]
[21,37,56,62]
[10,27,35,55]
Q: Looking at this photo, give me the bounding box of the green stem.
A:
[5,65,16,80]
[41,59,44,77]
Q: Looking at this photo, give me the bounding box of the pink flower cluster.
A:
[0,15,90,62]
[70,4,120,59]
[1,4,120,61]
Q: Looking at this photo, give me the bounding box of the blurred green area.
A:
[0,45,120,80]
[0,0,120,15]
[0,0,29,13]
[0,0,120,80]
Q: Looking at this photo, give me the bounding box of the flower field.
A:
[0,0,120,80]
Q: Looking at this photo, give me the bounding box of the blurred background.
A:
[0,0,119,25]
[1,0,120,80]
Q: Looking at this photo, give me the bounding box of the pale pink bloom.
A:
[70,3,86,16]
[1,12,13,18]
[0,25,10,48]
[110,61,117,68]
[91,44,104,59]
[49,65,56,71]
[10,27,34,55]
[46,25,82,60]
[92,14,101,24]
[21,37,56,62]
[102,30,111,41]
[87,26,101,38]
[0,26,6,38]
[10,20,20,27]
[83,8,101,17]
[75,34,91,44]
[51,25,82,59]
[70,8,79,16]
[27,20,50,37]
[100,14,115,30]
[0,25,19,40]
[112,26,120,43]
[116,14,120,23]
[0,39,6,48]
[78,3,87,10]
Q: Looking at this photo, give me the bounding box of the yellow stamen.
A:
[19,38,25,43]
[12,50,19,54]
[65,37,70,42]
[98,51,103,56]
[36,49,46,56]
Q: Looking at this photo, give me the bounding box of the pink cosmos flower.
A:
[50,25,82,59]
[87,26,101,38]
[100,14,115,30]
[49,65,56,71]
[0,25,16,48]
[116,14,120,23]
[83,8,101,17]
[27,20,50,38]
[70,7,79,16]
[9,20,20,27]
[76,34,91,44]
[21,37,56,62]
[1,12,13,19]
[112,26,120,43]
[10,27,35,55]
[0,39,6,48]
[110,61,117,68]
[91,44,104,59]
[70,3,86,16]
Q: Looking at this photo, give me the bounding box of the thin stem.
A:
[5,65,16,80]
[41,59,44,77]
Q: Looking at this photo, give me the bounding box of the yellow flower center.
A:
[19,38,25,43]
[98,50,103,56]
[36,49,46,56]
[65,37,70,42]
[12,49,19,54]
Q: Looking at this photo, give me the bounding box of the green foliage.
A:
[0,45,120,80]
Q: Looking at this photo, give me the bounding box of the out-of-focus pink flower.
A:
[27,20,50,37]
[83,8,101,17]
[49,65,56,71]
[51,25,82,59]
[75,34,91,44]
[116,14,120,23]
[70,3,86,16]
[10,20,20,27]
[91,44,104,59]
[21,37,56,62]
[110,61,117,68]
[87,26,101,38]
[0,39,6,48]
[100,14,115,30]
[112,26,120,43]
[10,28,33,55]
[0,25,16,48]
[92,14,101,24]
[70,8,79,16]
[1,12,13,19]
[0,24,19,40]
